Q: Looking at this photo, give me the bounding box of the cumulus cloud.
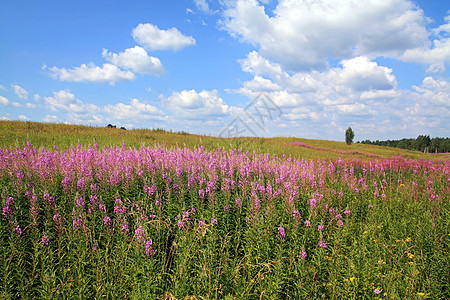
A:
[400,13,450,72]
[0,96,8,106]
[43,115,58,123]
[161,89,230,118]
[12,84,29,99]
[194,0,212,13]
[47,63,136,84]
[18,115,30,121]
[0,95,22,107]
[102,46,165,75]
[132,23,196,51]
[104,98,165,121]
[44,90,100,114]
[222,0,428,71]
[26,103,37,109]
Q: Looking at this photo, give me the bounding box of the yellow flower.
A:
[417,292,425,296]
[350,277,356,282]
[350,265,355,269]
[408,253,414,259]
[405,237,411,242]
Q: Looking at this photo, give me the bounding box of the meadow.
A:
[0,121,449,299]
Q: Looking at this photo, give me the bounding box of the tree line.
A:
[357,135,450,153]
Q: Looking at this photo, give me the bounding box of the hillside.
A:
[1,120,448,161]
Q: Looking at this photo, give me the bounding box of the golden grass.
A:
[1,120,448,161]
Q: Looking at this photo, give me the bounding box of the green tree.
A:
[345,127,355,145]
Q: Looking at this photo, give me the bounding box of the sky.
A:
[1,0,449,142]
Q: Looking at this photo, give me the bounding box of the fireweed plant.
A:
[0,142,449,299]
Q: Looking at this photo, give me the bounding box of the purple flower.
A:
[145,239,156,255]
[40,235,49,247]
[374,289,381,295]
[277,226,286,240]
[318,224,324,231]
[211,217,218,225]
[198,220,206,227]
[224,204,230,213]
[235,198,242,209]
[293,210,301,220]
[134,225,145,243]
[299,251,307,260]
[318,240,327,248]
[122,223,129,232]
[304,220,311,227]
[368,204,374,209]
[344,209,351,216]
[103,216,112,227]
[14,225,22,235]
[76,197,84,209]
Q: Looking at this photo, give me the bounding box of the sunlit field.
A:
[1,121,449,299]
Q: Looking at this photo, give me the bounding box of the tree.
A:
[345,127,354,145]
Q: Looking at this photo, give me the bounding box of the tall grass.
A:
[1,142,449,299]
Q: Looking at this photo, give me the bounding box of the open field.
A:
[1,121,449,161]
[0,121,449,299]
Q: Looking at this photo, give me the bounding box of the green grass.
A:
[0,120,449,299]
[1,120,447,161]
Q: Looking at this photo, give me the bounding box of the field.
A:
[1,121,449,299]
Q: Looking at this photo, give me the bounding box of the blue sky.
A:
[1,0,449,141]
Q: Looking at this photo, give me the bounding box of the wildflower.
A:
[103,216,112,228]
[224,204,230,213]
[368,204,374,209]
[122,223,129,232]
[408,253,414,259]
[277,226,286,240]
[145,239,156,255]
[134,225,145,243]
[14,225,22,235]
[304,220,311,227]
[211,217,218,225]
[344,209,351,216]
[293,210,301,220]
[405,237,411,242]
[374,289,381,295]
[318,240,327,248]
[92,245,97,251]
[235,198,242,209]
[318,224,324,231]
[198,220,206,227]
[40,235,49,247]
[299,251,307,260]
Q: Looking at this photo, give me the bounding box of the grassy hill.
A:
[1,120,448,161]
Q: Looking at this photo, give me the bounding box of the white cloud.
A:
[104,98,165,121]
[194,0,212,13]
[0,116,10,120]
[12,84,29,99]
[161,89,230,118]
[0,95,21,107]
[18,115,30,121]
[222,0,428,71]
[0,96,8,106]
[48,63,136,84]
[26,103,37,109]
[44,90,100,115]
[43,115,58,123]
[0,85,6,91]
[337,56,396,91]
[132,23,196,51]
[400,13,450,72]
[102,46,165,75]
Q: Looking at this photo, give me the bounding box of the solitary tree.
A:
[345,127,354,145]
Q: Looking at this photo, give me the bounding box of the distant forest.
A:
[357,135,450,153]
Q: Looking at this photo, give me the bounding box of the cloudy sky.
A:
[1,0,449,141]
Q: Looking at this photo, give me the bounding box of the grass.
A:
[0,120,449,299]
[1,120,448,161]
